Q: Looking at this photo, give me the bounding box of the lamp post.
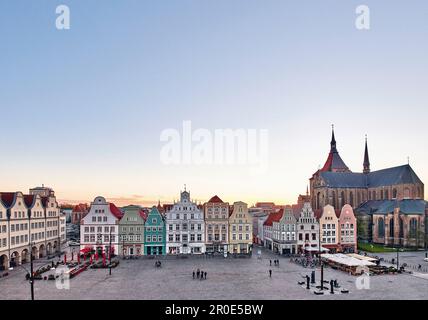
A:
[396,246,401,270]
[30,244,34,300]
[109,229,112,276]
[318,219,324,291]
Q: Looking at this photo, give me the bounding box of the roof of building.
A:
[319,164,423,188]
[72,203,89,213]
[139,208,148,221]
[207,195,224,203]
[356,199,427,215]
[320,127,350,173]
[0,192,17,208]
[109,203,123,219]
[263,209,284,226]
[23,194,36,208]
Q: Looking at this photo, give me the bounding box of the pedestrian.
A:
[270,259,272,266]
[200,271,204,280]
[204,271,207,279]
[269,269,272,277]
[193,271,195,279]
[197,268,200,279]
[418,264,422,271]
[277,259,280,266]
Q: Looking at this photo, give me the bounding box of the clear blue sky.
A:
[1,0,427,206]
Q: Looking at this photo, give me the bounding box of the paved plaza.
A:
[1,247,428,300]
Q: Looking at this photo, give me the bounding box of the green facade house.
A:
[144,207,166,255]
[119,205,146,257]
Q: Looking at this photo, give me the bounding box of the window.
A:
[197,234,202,241]
[389,218,394,238]
[169,234,173,241]
[378,218,385,238]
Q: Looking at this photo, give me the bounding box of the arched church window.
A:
[349,192,354,207]
[404,188,410,199]
[316,193,321,210]
[378,218,385,238]
[393,189,398,199]
[409,218,417,238]
[340,191,345,208]
[389,218,394,238]
[385,189,389,199]
[332,191,337,208]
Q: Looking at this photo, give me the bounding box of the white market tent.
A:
[321,253,376,267]
[346,253,378,262]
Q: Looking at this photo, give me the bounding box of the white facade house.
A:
[296,202,320,253]
[80,196,123,256]
[166,189,205,254]
[0,187,65,271]
[273,207,297,254]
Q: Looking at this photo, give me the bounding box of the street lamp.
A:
[109,229,112,276]
[14,242,36,300]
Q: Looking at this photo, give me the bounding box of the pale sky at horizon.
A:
[1,0,427,207]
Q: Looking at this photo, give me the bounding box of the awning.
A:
[304,246,329,252]
[80,247,92,254]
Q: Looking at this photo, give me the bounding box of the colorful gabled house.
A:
[119,205,147,256]
[144,206,166,255]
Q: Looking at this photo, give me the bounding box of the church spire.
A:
[363,134,370,174]
[320,125,350,173]
[330,124,337,152]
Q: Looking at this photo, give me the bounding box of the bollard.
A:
[306,275,310,289]
[330,280,334,294]
[311,270,315,284]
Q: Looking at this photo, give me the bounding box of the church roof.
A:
[366,164,423,187]
[319,164,423,188]
[320,127,350,173]
[356,199,427,215]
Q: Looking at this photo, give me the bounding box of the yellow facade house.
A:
[228,201,253,254]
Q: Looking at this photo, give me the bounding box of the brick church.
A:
[310,127,427,248]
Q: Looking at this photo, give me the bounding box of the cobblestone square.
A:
[1,247,428,300]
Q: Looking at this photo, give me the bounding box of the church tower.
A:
[320,125,351,173]
[363,135,370,174]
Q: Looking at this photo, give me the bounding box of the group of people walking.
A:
[193,268,207,280]
[269,259,280,266]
